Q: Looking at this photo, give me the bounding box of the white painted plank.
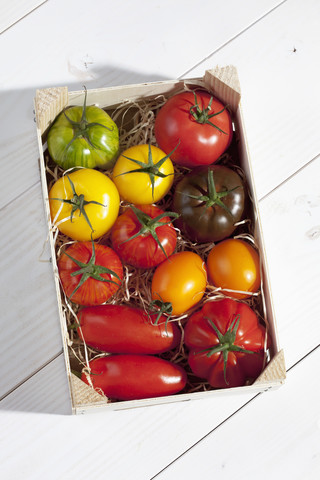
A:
[258,156,320,369]
[0,0,283,209]
[185,0,320,200]
[0,183,64,397]
[0,355,71,415]
[0,378,260,480]
[0,0,46,34]
[153,347,320,480]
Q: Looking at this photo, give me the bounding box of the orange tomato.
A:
[151,251,207,316]
[206,238,261,299]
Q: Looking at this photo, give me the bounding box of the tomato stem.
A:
[119,206,179,260]
[51,174,106,232]
[189,91,228,134]
[183,169,239,219]
[114,143,179,200]
[196,314,255,385]
[61,86,114,159]
[61,238,122,302]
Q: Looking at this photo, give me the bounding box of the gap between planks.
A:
[150,341,320,480]
[178,0,288,79]
[0,349,63,402]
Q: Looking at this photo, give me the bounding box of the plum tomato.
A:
[77,304,181,354]
[154,90,233,167]
[82,354,187,400]
[110,204,178,268]
[151,251,207,316]
[184,298,267,388]
[206,238,261,299]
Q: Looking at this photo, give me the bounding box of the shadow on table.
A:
[0,65,171,415]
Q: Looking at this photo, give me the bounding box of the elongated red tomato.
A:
[110,204,178,268]
[77,304,181,354]
[82,355,187,400]
[58,241,123,305]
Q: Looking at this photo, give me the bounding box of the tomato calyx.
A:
[115,143,178,199]
[62,240,122,301]
[119,205,179,259]
[149,298,173,327]
[51,174,106,232]
[62,86,114,153]
[189,91,228,134]
[197,314,255,385]
[184,169,239,217]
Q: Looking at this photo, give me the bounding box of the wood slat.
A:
[0,183,64,396]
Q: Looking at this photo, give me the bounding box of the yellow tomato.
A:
[112,144,174,204]
[49,168,120,241]
[206,238,261,299]
[151,251,207,316]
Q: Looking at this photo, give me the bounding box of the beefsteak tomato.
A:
[112,144,174,204]
[173,165,245,243]
[151,251,207,316]
[49,168,120,241]
[110,204,178,268]
[58,241,123,305]
[47,88,119,170]
[77,304,181,354]
[207,238,261,299]
[154,90,233,167]
[82,355,187,400]
[184,298,267,388]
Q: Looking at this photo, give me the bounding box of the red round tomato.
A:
[77,304,181,354]
[154,90,233,167]
[151,251,207,316]
[206,238,261,299]
[184,298,267,388]
[110,205,178,268]
[58,241,123,305]
[82,355,187,400]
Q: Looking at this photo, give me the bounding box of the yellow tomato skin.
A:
[112,145,174,204]
[151,251,207,316]
[206,238,261,299]
[49,169,120,241]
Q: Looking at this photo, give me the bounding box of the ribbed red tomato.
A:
[58,241,123,305]
[184,298,267,388]
[77,304,181,354]
[82,355,187,400]
[154,90,233,167]
[110,204,178,268]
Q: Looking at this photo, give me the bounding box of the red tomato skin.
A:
[82,355,187,400]
[110,205,177,268]
[154,91,233,167]
[184,298,267,388]
[77,304,181,354]
[58,242,123,306]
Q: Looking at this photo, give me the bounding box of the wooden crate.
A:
[34,66,286,414]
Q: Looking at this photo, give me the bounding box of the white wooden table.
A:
[1,0,320,478]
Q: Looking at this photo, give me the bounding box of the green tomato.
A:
[47,89,119,170]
